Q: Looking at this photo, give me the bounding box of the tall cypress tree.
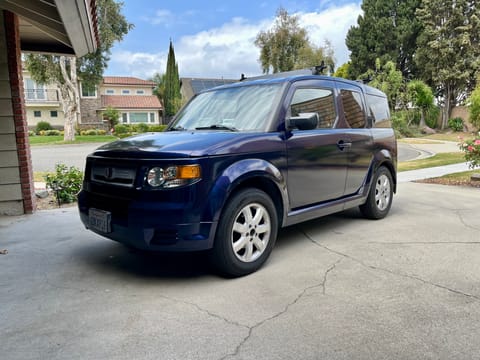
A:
[164,41,181,117]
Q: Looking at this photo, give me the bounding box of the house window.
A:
[122,89,130,95]
[81,83,97,98]
[106,89,115,95]
[149,112,155,123]
[34,110,41,117]
[50,111,58,117]
[25,79,46,100]
[122,113,128,123]
[136,90,145,95]
[129,112,148,123]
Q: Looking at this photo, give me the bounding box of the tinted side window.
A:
[340,90,365,128]
[366,94,391,128]
[290,88,336,128]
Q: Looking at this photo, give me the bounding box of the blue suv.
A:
[78,70,397,277]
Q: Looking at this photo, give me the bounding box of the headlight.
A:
[146,165,201,189]
[147,167,165,187]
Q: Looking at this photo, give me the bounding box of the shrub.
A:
[148,124,167,132]
[36,121,52,134]
[114,124,130,134]
[28,130,36,136]
[133,123,149,133]
[44,163,84,204]
[391,111,416,138]
[459,137,480,169]
[448,117,464,132]
[97,129,107,135]
[45,129,61,136]
[80,129,99,136]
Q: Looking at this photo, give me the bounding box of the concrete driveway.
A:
[1,182,479,360]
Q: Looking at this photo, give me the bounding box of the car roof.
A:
[206,70,387,98]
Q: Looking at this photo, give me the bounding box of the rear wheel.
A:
[210,188,278,277]
[360,166,393,219]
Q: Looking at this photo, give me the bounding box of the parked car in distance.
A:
[78,69,397,277]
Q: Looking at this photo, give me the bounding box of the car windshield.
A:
[170,84,283,131]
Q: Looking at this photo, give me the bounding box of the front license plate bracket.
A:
[88,208,112,233]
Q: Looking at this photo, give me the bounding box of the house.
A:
[81,76,164,127]
[0,0,98,215]
[23,68,64,127]
[180,77,238,103]
[23,75,164,129]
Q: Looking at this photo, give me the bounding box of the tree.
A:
[151,72,167,101]
[346,0,422,80]
[468,83,480,129]
[25,0,133,141]
[102,106,120,131]
[334,62,351,79]
[363,59,403,109]
[163,41,182,118]
[254,8,335,74]
[415,0,480,129]
[407,80,435,128]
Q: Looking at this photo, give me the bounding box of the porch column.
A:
[0,10,35,215]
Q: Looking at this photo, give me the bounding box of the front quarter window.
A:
[170,84,283,132]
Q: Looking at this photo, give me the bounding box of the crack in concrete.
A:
[298,226,480,302]
[454,209,480,231]
[220,258,343,360]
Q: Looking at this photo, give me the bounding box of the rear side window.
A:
[340,90,365,128]
[366,94,391,128]
[290,88,336,128]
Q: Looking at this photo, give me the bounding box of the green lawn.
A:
[398,152,466,172]
[29,135,117,145]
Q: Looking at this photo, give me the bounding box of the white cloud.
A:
[299,3,361,66]
[109,3,361,79]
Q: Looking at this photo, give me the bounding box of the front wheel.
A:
[210,188,278,277]
[360,166,393,219]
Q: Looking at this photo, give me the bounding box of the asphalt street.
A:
[31,142,423,172]
[1,182,479,360]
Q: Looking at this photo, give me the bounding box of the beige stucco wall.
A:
[26,108,65,127]
[0,12,24,215]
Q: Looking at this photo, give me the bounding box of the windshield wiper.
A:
[168,125,187,131]
[195,124,238,132]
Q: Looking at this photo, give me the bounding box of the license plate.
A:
[88,208,111,233]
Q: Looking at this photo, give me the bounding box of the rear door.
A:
[285,79,348,209]
[336,82,374,196]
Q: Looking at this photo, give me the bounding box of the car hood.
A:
[91,131,278,159]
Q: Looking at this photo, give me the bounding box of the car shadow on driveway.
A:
[72,207,387,280]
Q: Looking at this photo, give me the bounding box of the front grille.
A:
[91,164,137,187]
[88,193,130,219]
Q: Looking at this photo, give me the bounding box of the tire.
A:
[210,188,278,277]
[360,166,393,220]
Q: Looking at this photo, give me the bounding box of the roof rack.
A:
[240,62,328,82]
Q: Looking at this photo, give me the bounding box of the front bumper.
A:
[78,190,217,251]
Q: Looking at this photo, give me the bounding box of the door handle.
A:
[337,140,352,151]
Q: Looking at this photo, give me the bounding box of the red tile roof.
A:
[103,76,155,86]
[102,95,162,109]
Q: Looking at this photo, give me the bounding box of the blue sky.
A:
[106,0,362,79]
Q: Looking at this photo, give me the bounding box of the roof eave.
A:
[55,0,97,56]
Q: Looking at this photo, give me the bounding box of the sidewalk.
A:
[398,162,471,183]
[397,139,474,182]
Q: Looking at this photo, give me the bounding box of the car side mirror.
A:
[288,112,319,131]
